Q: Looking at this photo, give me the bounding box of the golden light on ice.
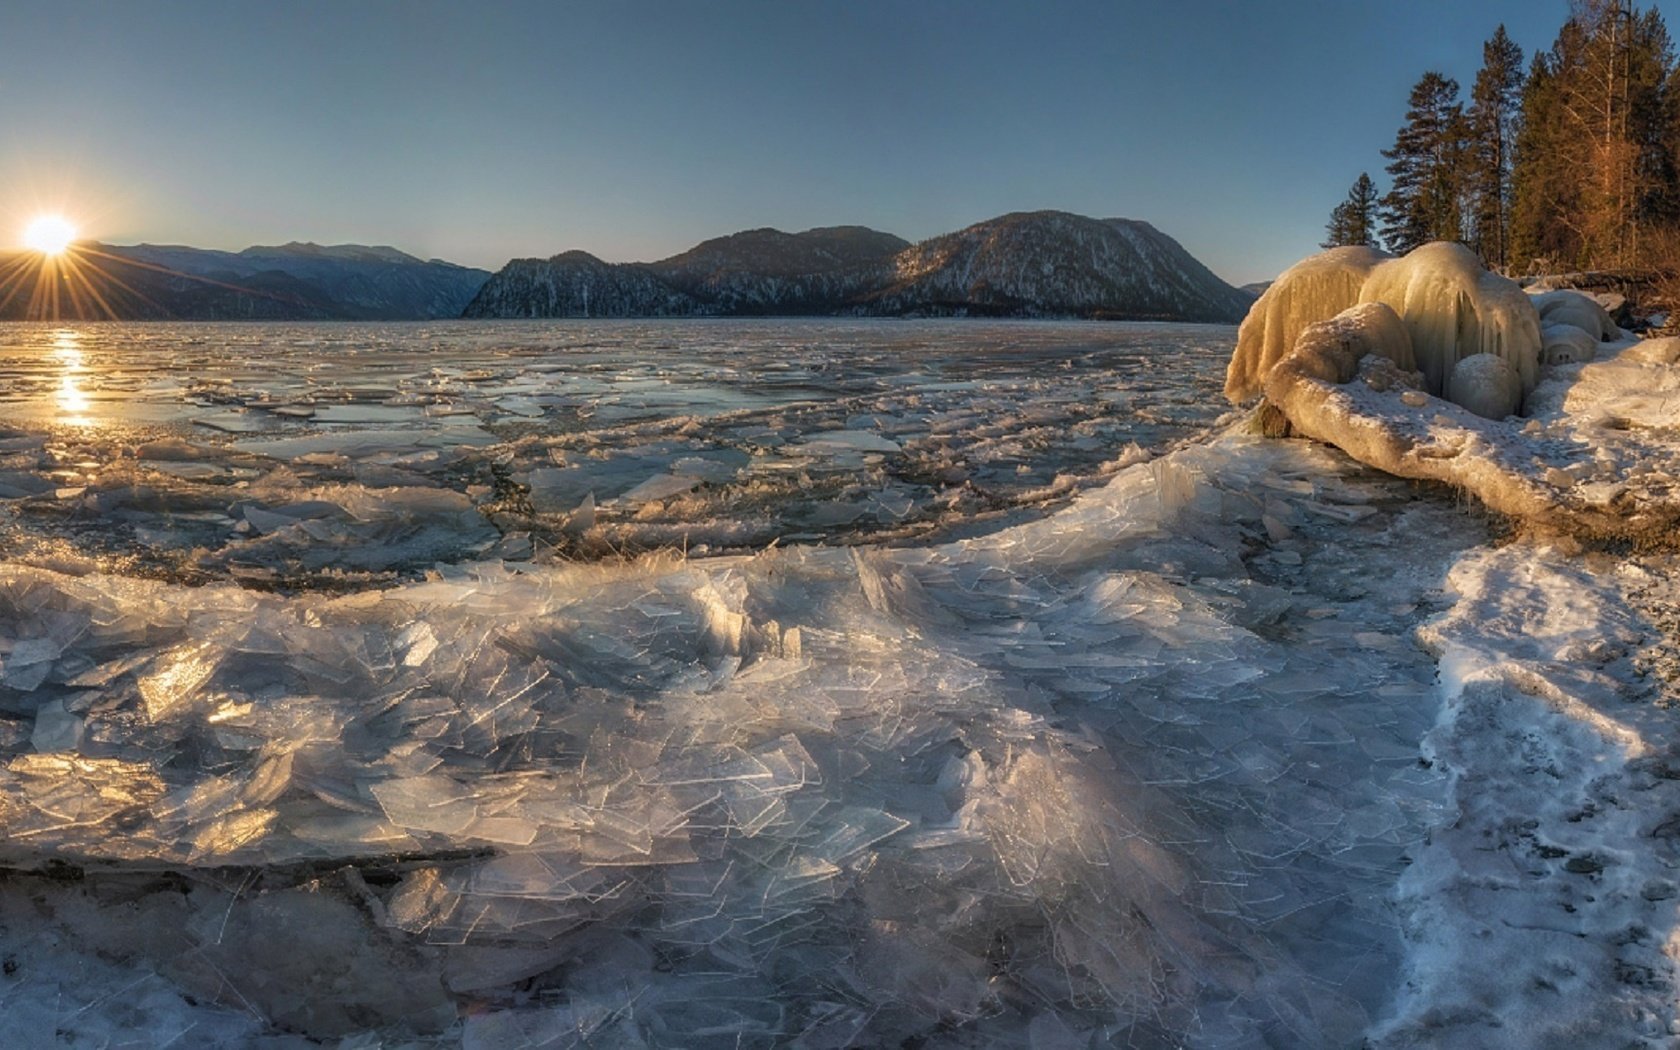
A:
[22,214,77,255]
[52,329,92,425]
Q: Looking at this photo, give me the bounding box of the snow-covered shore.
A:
[1226,240,1680,1045]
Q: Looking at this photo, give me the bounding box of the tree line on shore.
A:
[1324,0,1678,282]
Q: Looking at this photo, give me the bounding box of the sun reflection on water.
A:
[51,329,92,425]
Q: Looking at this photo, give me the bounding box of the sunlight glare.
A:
[23,215,77,256]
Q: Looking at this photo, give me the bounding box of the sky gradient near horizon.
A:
[0,0,1660,285]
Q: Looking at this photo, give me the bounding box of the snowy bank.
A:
[1226,242,1680,1045]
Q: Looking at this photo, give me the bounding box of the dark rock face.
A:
[0,242,490,321]
[460,251,704,318]
[465,212,1248,323]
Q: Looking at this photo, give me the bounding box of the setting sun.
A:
[22,214,77,256]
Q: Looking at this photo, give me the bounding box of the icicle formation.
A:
[1356,243,1540,401]
[1227,241,1542,418]
[1224,246,1389,403]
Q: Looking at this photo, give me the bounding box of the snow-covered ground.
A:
[0,319,1673,1047]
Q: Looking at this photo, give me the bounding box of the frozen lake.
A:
[0,319,1232,586]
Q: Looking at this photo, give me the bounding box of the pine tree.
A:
[1656,57,1680,233]
[1625,7,1676,249]
[1511,50,1577,270]
[1323,173,1381,248]
[1468,26,1526,269]
[1380,72,1470,255]
[1530,1,1677,267]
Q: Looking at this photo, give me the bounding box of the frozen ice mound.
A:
[1356,242,1540,401]
[1228,243,1542,413]
[1243,250,1680,543]
[1443,353,1521,421]
[1530,288,1622,343]
[0,433,1463,1046]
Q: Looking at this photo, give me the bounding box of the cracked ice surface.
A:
[0,413,1477,1045]
[0,320,1230,586]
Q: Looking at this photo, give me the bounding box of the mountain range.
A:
[0,212,1250,323]
[0,242,489,321]
[465,211,1252,323]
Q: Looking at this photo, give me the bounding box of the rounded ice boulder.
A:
[1530,289,1620,342]
[1540,323,1597,366]
[1445,353,1522,420]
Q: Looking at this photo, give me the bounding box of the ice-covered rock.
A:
[1239,241,1680,541]
[1227,242,1542,417]
[1260,321,1679,540]
[1225,245,1390,402]
[1283,302,1417,386]
[1530,288,1620,342]
[1444,353,1521,420]
[1356,242,1541,402]
[1540,322,1598,366]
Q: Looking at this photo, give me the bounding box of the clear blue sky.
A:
[0,0,1650,284]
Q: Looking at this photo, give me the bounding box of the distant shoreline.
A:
[0,314,1242,327]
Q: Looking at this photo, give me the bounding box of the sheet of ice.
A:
[4,315,1671,1045]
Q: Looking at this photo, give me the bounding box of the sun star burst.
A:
[23,215,77,256]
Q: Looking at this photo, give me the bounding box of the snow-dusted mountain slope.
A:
[859,212,1253,322]
[654,226,910,315]
[463,212,1249,322]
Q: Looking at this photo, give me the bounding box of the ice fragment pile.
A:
[0,433,1466,1046]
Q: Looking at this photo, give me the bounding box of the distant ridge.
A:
[464,211,1249,323]
[0,242,490,321]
